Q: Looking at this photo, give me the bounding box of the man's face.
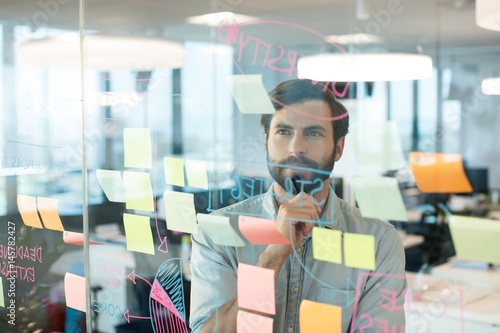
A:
[266,100,344,193]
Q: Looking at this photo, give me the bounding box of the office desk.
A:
[431,259,500,291]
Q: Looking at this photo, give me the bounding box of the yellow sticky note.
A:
[227,74,275,114]
[185,159,208,189]
[17,194,43,228]
[312,227,342,264]
[37,197,65,231]
[0,277,5,307]
[164,157,185,187]
[300,300,342,333]
[198,213,245,247]
[96,169,126,203]
[237,310,273,333]
[238,263,275,315]
[163,191,198,234]
[344,233,376,270]
[123,171,154,212]
[124,128,152,169]
[64,273,87,312]
[123,213,155,255]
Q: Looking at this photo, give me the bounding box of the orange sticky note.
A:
[312,227,342,264]
[237,263,275,315]
[237,310,273,333]
[64,273,87,312]
[300,299,341,333]
[344,233,376,270]
[63,231,102,246]
[238,215,290,245]
[409,152,472,193]
[37,197,65,231]
[123,213,155,255]
[17,194,43,228]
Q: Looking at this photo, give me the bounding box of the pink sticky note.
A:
[17,194,43,228]
[64,273,87,312]
[63,231,102,246]
[238,215,290,245]
[237,310,273,333]
[237,263,275,315]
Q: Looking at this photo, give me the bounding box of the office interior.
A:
[1,0,500,332]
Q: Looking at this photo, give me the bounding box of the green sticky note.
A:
[344,233,376,270]
[197,213,245,247]
[352,176,408,222]
[123,171,154,212]
[185,159,208,189]
[164,157,185,187]
[312,227,342,264]
[164,191,198,234]
[123,213,155,255]
[124,128,152,169]
[227,74,275,114]
[0,276,5,307]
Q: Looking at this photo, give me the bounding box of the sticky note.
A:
[237,310,273,333]
[300,300,341,333]
[351,121,406,173]
[197,213,245,247]
[344,233,376,270]
[163,191,198,234]
[124,128,152,169]
[63,231,102,246]
[227,74,275,114]
[17,194,43,228]
[164,157,185,187]
[64,273,87,312]
[238,215,290,245]
[237,263,275,315]
[0,277,5,307]
[185,159,208,189]
[312,227,342,264]
[123,171,154,212]
[409,152,472,193]
[96,169,126,203]
[351,176,408,222]
[37,197,65,231]
[123,213,155,255]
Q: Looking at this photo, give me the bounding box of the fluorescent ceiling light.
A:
[297,53,433,82]
[186,11,258,26]
[326,33,383,45]
[476,0,500,31]
[17,35,184,71]
[482,77,500,95]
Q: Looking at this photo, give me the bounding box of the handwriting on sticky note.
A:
[312,227,342,264]
[185,160,208,189]
[123,213,155,255]
[164,191,198,234]
[227,74,275,114]
[96,169,126,203]
[123,171,154,212]
[197,213,245,246]
[64,272,87,312]
[237,310,273,333]
[17,194,43,228]
[124,128,152,169]
[238,215,289,245]
[300,299,342,333]
[237,263,275,315]
[351,176,408,222]
[37,197,64,231]
[164,157,185,187]
[344,233,376,270]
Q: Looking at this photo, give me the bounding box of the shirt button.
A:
[288,327,294,333]
[293,286,299,293]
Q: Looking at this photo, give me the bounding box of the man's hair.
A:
[260,79,349,144]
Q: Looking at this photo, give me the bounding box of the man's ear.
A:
[334,136,346,161]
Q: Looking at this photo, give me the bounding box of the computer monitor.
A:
[449,215,500,264]
[464,167,489,195]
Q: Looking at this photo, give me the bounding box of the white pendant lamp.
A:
[476,0,500,31]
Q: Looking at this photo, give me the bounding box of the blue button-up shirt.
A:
[190,185,406,332]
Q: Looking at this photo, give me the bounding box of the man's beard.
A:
[266,149,336,194]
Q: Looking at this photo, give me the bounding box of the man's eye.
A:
[277,129,291,135]
[308,131,322,137]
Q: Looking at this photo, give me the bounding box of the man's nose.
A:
[289,133,306,156]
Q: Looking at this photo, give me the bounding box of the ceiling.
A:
[1,0,500,52]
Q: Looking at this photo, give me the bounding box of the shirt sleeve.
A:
[189,226,238,333]
[350,225,407,333]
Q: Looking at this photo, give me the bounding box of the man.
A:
[189,79,406,332]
